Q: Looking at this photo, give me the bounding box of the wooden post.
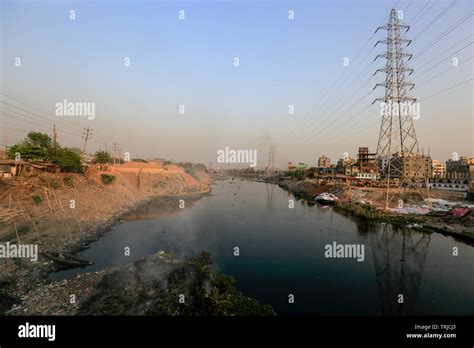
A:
[52,190,65,213]
[93,199,100,215]
[43,188,53,213]
[31,219,41,243]
[13,219,20,244]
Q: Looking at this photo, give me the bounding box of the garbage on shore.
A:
[315,192,339,205]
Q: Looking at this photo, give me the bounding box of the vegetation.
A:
[8,132,51,161]
[8,132,81,171]
[78,251,276,316]
[32,195,42,204]
[92,150,112,164]
[51,147,81,172]
[185,167,199,181]
[193,163,207,172]
[164,160,172,165]
[100,174,116,185]
[131,158,148,163]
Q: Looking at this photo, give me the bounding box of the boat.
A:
[315,192,339,205]
[42,252,93,269]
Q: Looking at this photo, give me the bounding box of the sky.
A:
[1,0,473,168]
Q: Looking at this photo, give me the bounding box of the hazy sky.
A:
[1,0,472,168]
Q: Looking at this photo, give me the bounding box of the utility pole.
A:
[112,142,119,166]
[82,127,93,155]
[52,124,57,149]
[3,135,7,159]
[373,9,429,209]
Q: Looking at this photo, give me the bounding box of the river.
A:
[50,180,474,315]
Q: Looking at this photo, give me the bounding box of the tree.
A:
[92,150,112,164]
[51,147,82,172]
[193,163,207,171]
[8,132,51,161]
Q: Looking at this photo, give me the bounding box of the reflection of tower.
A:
[373,9,429,209]
[370,225,430,314]
[265,183,274,210]
[266,144,276,173]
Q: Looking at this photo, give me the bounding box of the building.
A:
[288,162,297,172]
[446,157,472,180]
[431,159,446,178]
[386,153,431,180]
[336,157,357,176]
[0,160,61,177]
[318,155,331,168]
[357,147,377,174]
[468,161,474,200]
[297,163,309,171]
[356,173,379,180]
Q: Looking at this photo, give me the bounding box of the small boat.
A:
[315,192,338,205]
[43,252,93,269]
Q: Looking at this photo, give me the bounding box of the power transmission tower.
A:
[373,9,429,209]
[267,144,276,173]
[82,127,93,155]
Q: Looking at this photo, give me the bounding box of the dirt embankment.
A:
[268,176,474,243]
[0,162,211,307]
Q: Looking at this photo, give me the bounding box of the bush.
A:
[92,151,112,164]
[32,195,42,204]
[51,147,82,172]
[63,176,74,187]
[193,163,207,172]
[101,174,116,185]
[185,167,199,181]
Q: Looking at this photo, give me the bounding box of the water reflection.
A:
[370,225,430,314]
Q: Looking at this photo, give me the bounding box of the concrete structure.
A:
[446,157,473,180]
[288,162,297,172]
[389,153,431,180]
[431,159,446,178]
[318,155,331,168]
[356,173,380,180]
[297,163,309,171]
[357,147,377,174]
[428,178,469,192]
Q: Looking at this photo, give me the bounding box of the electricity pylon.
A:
[373,9,429,209]
[266,144,276,173]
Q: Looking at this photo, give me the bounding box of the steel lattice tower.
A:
[373,9,429,209]
[267,144,276,173]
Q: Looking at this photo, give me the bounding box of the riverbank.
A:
[265,176,474,244]
[0,163,212,312]
[7,251,275,316]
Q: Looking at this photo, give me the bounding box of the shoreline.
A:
[0,167,213,312]
[261,176,474,244]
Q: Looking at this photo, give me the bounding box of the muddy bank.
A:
[265,176,474,243]
[9,251,275,316]
[0,166,212,312]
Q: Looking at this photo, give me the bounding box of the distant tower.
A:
[373,9,429,209]
[267,144,276,172]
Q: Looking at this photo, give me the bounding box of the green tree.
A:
[8,132,51,161]
[92,150,112,164]
[51,147,82,172]
[193,163,207,171]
